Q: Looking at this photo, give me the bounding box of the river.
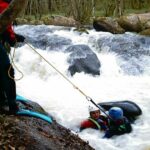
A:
[14,25,150,150]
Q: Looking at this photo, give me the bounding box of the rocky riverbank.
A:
[16,13,150,35]
[93,13,150,36]
[0,99,93,150]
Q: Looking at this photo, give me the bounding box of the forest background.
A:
[21,0,150,26]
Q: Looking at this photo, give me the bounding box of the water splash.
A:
[14,25,150,150]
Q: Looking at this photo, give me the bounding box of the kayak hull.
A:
[98,100,142,121]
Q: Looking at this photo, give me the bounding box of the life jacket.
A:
[88,117,101,130]
[80,115,108,131]
[0,0,16,44]
[88,116,108,130]
[108,117,131,132]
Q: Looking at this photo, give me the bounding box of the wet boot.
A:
[0,90,9,114]
[9,101,19,115]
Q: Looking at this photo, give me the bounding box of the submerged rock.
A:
[15,25,72,50]
[66,44,101,76]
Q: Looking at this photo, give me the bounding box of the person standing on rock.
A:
[0,0,25,114]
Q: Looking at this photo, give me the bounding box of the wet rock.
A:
[93,17,125,34]
[118,15,142,32]
[93,13,150,34]
[15,25,72,50]
[139,28,150,36]
[43,15,77,27]
[0,100,93,150]
[46,35,72,51]
[97,33,150,75]
[66,44,101,76]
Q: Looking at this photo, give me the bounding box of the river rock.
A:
[0,100,93,150]
[118,15,142,32]
[15,25,72,50]
[140,28,150,36]
[93,17,125,34]
[93,13,150,34]
[66,44,101,76]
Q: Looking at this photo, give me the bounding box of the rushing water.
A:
[13,25,150,150]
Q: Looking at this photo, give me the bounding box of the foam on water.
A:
[13,26,150,150]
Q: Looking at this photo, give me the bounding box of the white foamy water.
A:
[13,26,150,150]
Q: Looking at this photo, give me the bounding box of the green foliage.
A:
[22,0,150,25]
[124,8,150,15]
[68,0,94,25]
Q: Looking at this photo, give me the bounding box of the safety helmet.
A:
[108,107,123,120]
[88,105,99,113]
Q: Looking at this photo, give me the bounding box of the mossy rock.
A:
[139,28,150,36]
[118,15,142,32]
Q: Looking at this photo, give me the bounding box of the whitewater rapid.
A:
[13,26,150,150]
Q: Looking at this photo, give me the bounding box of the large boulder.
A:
[16,16,78,27]
[137,13,150,24]
[43,15,78,27]
[66,45,101,76]
[94,13,150,34]
[139,28,150,36]
[116,13,150,33]
[118,15,142,32]
[143,20,150,29]
[0,100,93,150]
[93,17,125,34]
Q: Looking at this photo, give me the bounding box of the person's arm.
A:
[80,119,95,131]
[103,120,118,138]
[15,33,25,42]
[2,25,16,46]
[97,118,108,130]
[124,118,132,133]
[103,129,114,138]
[80,120,89,131]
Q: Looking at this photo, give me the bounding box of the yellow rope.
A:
[25,41,90,99]
[10,41,108,117]
[8,44,24,81]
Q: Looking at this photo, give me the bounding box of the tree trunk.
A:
[0,0,28,33]
[114,0,124,17]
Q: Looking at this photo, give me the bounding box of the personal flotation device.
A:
[80,115,108,131]
[0,0,16,45]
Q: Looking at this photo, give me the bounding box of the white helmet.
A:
[88,105,99,113]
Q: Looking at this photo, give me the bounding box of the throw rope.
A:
[8,43,24,81]
[25,41,110,118]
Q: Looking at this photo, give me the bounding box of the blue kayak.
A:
[16,95,52,124]
[16,95,29,102]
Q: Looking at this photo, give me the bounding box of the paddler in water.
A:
[80,105,132,138]
[80,105,108,131]
[103,107,132,138]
